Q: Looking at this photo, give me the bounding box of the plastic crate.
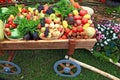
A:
[0,0,58,7]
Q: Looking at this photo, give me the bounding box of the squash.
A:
[0,20,4,40]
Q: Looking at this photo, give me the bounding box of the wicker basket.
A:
[40,29,64,40]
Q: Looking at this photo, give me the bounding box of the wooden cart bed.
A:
[0,39,96,50]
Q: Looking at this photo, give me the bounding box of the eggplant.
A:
[31,32,39,40]
[44,27,49,37]
[23,33,31,40]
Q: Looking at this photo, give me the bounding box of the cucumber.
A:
[0,20,4,40]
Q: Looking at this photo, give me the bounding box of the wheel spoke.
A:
[5,64,15,68]
[69,71,74,75]
[59,63,65,68]
[5,64,9,67]
[59,70,64,73]
[0,64,4,67]
[7,65,15,69]
[11,70,16,73]
[70,65,76,69]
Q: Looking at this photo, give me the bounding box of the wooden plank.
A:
[0,39,96,50]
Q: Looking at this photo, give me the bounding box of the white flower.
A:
[107,27,110,30]
[113,33,117,39]
[106,32,109,35]
[104,41,108,45]
[110,31,113,33]
[107,39,111,41]
[101,28,104,32]
[100,44,104,47]
[97,43,100,45]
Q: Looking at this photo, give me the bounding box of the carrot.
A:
[74,2,81,9]
[70,0,81,9]
[70,0,75,4]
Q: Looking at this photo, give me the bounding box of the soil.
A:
[80,0,120,23]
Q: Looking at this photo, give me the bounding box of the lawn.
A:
[0,49,120,80]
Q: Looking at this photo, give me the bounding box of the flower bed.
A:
[93,20,120,62]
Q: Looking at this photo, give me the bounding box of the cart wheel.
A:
[54,59,81,77]
[0,61,21,75]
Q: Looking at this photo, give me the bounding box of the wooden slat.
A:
[0,39,96,50]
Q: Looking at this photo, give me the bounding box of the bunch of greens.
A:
[14,17,39,36]
[0,6,19,21]
[53,0,75,19]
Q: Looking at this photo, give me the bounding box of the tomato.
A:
[74,15,82,20]
[8,21,13,25]
[26,14,31,20]
[7,17,13,22]
[5,31,11,36]
[11,23,17,28]
[21,8,28,13]
[72,27,77,33]
[61,35,67,39]
[77,25,83,32]
[58,27,63,32]
[68,13,73,17]
[81,18,88,24]
[79,9,88,16]
[65,28,71,34]
[68,30,73,36]
[8,0,12,3]
[5,24,10,28]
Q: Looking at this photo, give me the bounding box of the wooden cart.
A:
[0,39,96,77]
[0,0,97,77]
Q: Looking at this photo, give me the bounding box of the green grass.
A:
[0,49,120,80]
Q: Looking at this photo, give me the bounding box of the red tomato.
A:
[82,18,88,24]
[77,25,83,32]
[8,21,13,25]
[8,0,12,3]
[61,35,67,39]
[65,28,71,34]
[26,14,31,20]
[68,13,73,17]
[58,27,63,32]
[68,30,73,36]
[74,15,82,20]
[5,24,10,28]
[72,27,77,33]
[45,18,51,24]
[11,23,17,28]
[7,17,13,22]
[6,31,11,36]
[79,9,88,16]
[21,8,28,13]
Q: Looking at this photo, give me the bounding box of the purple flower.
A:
[114,29,119,33]
[100,34,105,39]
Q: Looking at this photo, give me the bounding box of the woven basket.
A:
[40,28,64,40]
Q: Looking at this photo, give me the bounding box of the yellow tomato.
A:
[83,14,91,19]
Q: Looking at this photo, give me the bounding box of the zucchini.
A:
[0,20,4,40]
